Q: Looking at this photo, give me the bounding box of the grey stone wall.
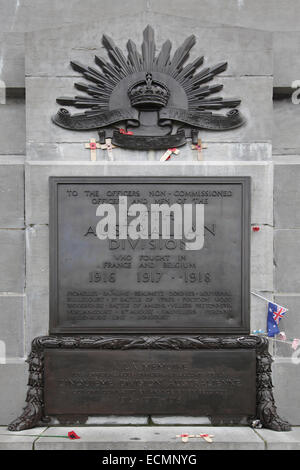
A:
[0,1,300,426]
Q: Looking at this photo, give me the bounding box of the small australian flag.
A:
[267,302,288,337]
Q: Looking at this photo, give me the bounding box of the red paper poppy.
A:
[68,431,80,440]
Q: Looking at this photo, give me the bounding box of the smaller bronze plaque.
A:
[44,349,256,417]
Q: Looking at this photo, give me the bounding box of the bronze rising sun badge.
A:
[52,25,246,150]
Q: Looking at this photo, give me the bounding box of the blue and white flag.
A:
[267,302,288,337]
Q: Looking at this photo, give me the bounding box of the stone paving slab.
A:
[34,426,264,450]
[1,426,300,450]
[0,427,47,450]
[255,427,300,450]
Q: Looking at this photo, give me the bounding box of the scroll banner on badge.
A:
[52,108,140,130]
[158,108,245,130]
[52,107,245,131]
[112,129,186,150]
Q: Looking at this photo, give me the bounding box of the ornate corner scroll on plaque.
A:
[52,25,246,150]
[8,335,291,432]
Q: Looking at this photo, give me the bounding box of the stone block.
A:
[1,0,300,34]
[25,288,49,354]
[0,295,24,358]
[0,229,25,292]
[0,159,24,228]
[272,359,300,425]
[0,362,28,425]
[147,0,300,32]
[274,229,300,292]
[25,14,272,78]
[25,224,49,352]
[0,0,148,33]
[0,99,25,154]
[273,100,300,155]
[25,162,273,225]
[27,142,149,162]
[25,225,49,291]
[256,427,300,450]
[251,225,273,292]
[27,142,272,163]
[35,426,264,450]
[151,416,211,425]
[0,32,25,88]
[85,416,149,425]
[0,427,47,450]
[274,163,300,228]
[273,32,300,88]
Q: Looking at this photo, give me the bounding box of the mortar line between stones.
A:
[252,428,268,449]
[32,427,49,451]
[23,152,27,360]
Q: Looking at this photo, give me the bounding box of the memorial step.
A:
[0,426,300,450]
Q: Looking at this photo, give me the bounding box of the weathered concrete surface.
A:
[24,288,48,354]
[0,32,24,88]
[0,363,28,425]
[25,225,49,352]
[0,159,24,228]
[1,0,298,94]
[25,14,272,79]
[256,427,300,450]
[34,426,264,450]
[0,0,300,33]
[0,99,25,154]
[0,230,25,292]
[25,162,273,225]
[27,142,272,162]
[26,225,48,291]
[147,0,300,32]
[273,32,300,88]
[0,295,24,358]
[274,163,300,228]
[0,0,148,33]
[273,360,300,425]
[274,229,300,293]
[251,225,273,292]
[2,7,273,94]
[273,100,300,155]
[85,416,149,425]
[0,427,47,450]
[151,416,211,425]
[2,425,300,450]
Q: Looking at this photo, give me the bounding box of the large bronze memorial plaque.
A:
[50,176,250,334]
[44,349,256,417]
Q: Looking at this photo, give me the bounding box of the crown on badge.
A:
[128,73,170,109]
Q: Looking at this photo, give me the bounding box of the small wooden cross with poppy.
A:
[85,138,101,161]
